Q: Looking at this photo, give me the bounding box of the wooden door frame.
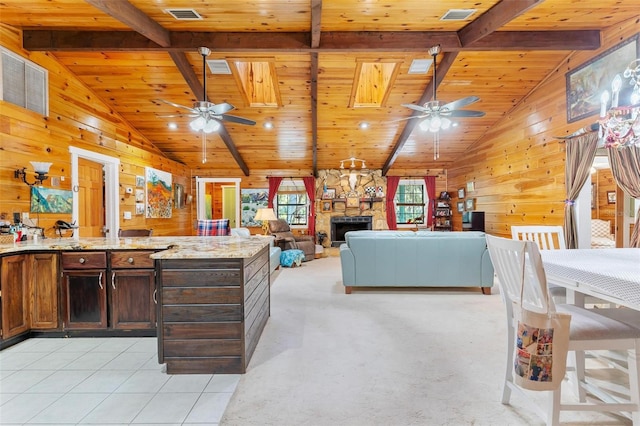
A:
[69,146,120,239]
[196,177,241,226]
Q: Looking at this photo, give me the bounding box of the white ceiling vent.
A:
[164,9,202,20]
[440,9,476,21]
[408,58,433,74]
[206,59,232,75]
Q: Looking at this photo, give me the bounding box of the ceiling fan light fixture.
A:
[419,118,431,132]
[203,119,221,133]
[440,117,451,130]
[429,115,442,132]
[190,116,206,131]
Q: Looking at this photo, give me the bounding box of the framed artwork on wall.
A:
[607,191,616,204]
[174,183,185,209]
[135,175,145,188]
[566,33,639,123]
[457,201,464,213]
[241,189,268,226]
[458,188,465,199]
[321,200,333,212]
[322,188,336,199]
[465,198,475,211]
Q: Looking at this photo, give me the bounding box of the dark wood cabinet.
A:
[30,253,59,330]
[110,250,156,330]
[61,252,107,329]
[156,245,270,374]
[1,255,29,339]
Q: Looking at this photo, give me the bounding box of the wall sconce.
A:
[14,161,53,186]
[254,208,278,235]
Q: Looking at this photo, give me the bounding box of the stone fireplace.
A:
[330,216,373,247]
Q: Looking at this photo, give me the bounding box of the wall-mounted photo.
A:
[458,188,465,199]
[135,175,145,188]
[145,167,172,218]
[321,200,333,212]
[241,189,269,226]
[322,188,336,199]
[607,191,616,204]
[457,201,464,213]
[174,183,185,209]
[135,203,145,215]
[566,33,638,123]
[465,198,475,211]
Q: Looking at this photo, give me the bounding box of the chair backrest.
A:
[510,225,566,250]
[118,229,153,237]
[268,219,291,233]
[197,219,231,236]
[486,234,552,314]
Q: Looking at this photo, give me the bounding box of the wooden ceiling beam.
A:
[310,0,322,49]
[218,126,250,176]
[84,0,171,47]
[458,0,544,46]
[23,30,600,52]
[168,51,205,102]
[382,52,458,176]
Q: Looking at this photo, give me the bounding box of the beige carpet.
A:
[221,257,630,426]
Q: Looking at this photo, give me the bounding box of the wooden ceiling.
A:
[2,0,639,176]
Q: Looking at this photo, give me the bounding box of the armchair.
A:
[268,219,315,261]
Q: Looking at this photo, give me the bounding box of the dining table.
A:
[540,248,640,310]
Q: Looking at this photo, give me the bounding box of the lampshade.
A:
[30,161,52,174]
[254,208,277,222]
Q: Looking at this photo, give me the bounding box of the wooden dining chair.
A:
[511,225,566,250]
[486,234,640,425]
[118,228,153,237]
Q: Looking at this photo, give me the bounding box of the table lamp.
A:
[254,208,277,235]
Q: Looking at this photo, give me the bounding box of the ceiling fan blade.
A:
[401,103,430,113]
[208,102,235,115]
[157,113,198,118]
[448,110,486,118]
[388,114,428,123]
[155,99,196,112]
[220,114,256,126]
[442,96,480,111]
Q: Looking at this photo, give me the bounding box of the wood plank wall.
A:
[0,24,191,237]
[447,18,639,238]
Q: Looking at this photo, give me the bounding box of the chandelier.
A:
[598,59,640,148]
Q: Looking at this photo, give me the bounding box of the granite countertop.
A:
[0,236,270,259]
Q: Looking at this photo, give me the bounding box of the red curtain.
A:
[386,176,400,230]
[424,176,436,228]
[303,176,316,242]
[267,177,283,208]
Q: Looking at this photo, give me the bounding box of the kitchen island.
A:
[0,236,271,374]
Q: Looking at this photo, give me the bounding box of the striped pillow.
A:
[197,219,231,236]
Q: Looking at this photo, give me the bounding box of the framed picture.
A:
[465,198,475,211]
[135,203,145,215]
[457,201,464,213]
[607,191,616,204]
[135,189,144,202]
[591,183,596,209]
[566,33,639,123]
[321,200,333,212]
[466,181,475,193]
[458,188,465,199]
[322,188,336,199]
[135,175,145,188]
[346,197,359,208]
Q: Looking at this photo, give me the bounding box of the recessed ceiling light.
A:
[263,122,273,129]
[359,122,369,129]
[168,122,178,130]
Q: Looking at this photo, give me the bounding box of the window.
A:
[0,47,48,116]
[275,180,308,226]
[394,180,426,225]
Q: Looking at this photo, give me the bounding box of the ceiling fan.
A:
[400,45,485,159]
[156,46,256,133]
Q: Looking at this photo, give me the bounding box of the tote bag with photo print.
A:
[512,242,571,391]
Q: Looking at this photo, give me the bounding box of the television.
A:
[462,211,485,232]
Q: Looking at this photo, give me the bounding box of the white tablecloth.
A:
[540,248,640,309]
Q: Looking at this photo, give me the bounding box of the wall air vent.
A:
[206,59,232,75]
[165,9,202,20]
[440,9,476,21]
[0,47,48,116]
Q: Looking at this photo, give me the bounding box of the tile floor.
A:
[0,337,239,425]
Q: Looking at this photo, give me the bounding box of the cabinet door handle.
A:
[127,257,134,264]
[153,289,157,304]
[111,272,116,290]
[79,257,86,264]
[98,272,103,289]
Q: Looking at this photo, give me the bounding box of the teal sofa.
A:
[339,230,494,294]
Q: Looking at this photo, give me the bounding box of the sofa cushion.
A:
[197,219,231,236]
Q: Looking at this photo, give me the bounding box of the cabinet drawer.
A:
[111,251,155,268]
[61,252,107,269]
